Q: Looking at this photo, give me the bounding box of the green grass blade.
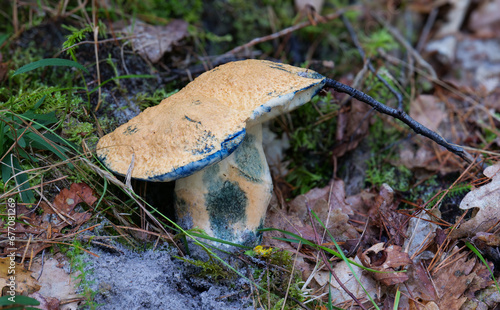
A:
[1,155,35,203]
[12,58,89,76]
[0,295,40,306]
[188,232,251,249]
[261,228,379,272]
[0,33,9,46]
[466,241,500,293]
[393,288,401,310]
[310,210,381,310]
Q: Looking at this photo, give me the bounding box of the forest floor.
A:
[1,1,500,309]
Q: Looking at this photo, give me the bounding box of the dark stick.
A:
[324,78,474,164]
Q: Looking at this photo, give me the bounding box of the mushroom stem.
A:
[174,124,272,247]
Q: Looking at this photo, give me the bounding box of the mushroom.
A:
[97,60,326,247]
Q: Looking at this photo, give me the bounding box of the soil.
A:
[84,243,255,310]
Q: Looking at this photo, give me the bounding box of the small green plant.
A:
[250,249,307,310]
[64,121,96,145]
[136,89,178,110]
[63,239,101,310]
[365,158,412,192]
[426,183,471,209]
[62,22,107,58]
[360,29,398,57]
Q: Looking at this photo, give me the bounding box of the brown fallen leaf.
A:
[0,257,41,295]
[123,20,188,63]
[474,232,500,247]
[410,95,446,133]
[314,258,382,304]
[359,243,412,286]
[369,184,408,246]
[451,162,500,238]
[0,183,95,257]
[287,179,359,242]
[405,262,438,302]
[30,257,81,310]
[52,182,97,215]
[468,0,500,38]
[331,96,371,158]
[432,248,477,309]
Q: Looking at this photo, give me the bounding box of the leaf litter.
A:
[3,1,500,309]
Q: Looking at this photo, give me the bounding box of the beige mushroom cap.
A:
[96,59,325,181]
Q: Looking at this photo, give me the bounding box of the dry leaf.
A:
[288,179,358,242]
[124,20,188,63]
[451,163,500,238]
[404,212,439,258]
[369,184,408,246]
[314,258,381,304]
[0,257,41,295]
[434,0,470,38]
[359,243,412,286]
[30,257,81,310]
[410,95,446,133]
[474,232,500,246]
[405,262,438,302]
[432,249,477,309]
[52,182,97,215]
[468,0,500,38]
[0,183,95,257]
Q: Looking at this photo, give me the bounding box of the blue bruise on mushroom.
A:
[203,164,250,244]
[234,134,264,183]
[190,130,216,155]
[123,125,138,135]
[184,115,201,124]
[146,128,246,181]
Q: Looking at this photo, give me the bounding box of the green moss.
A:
[365,158,412,192]
[360,29,398,57]
[61,239,101,310]
[285,92,338,195]
[176,256,236,281]
[113,0,203,24]
[63,121,96,145]
[136,89,178,110]
[252,249,307,310]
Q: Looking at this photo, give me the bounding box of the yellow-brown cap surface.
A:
[96,59,325,181]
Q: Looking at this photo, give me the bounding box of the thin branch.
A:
[340,13,404,111]
[324,78,475,164]
[371,13,438,80]
[416,8,438,52]
[224,7,357,55]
